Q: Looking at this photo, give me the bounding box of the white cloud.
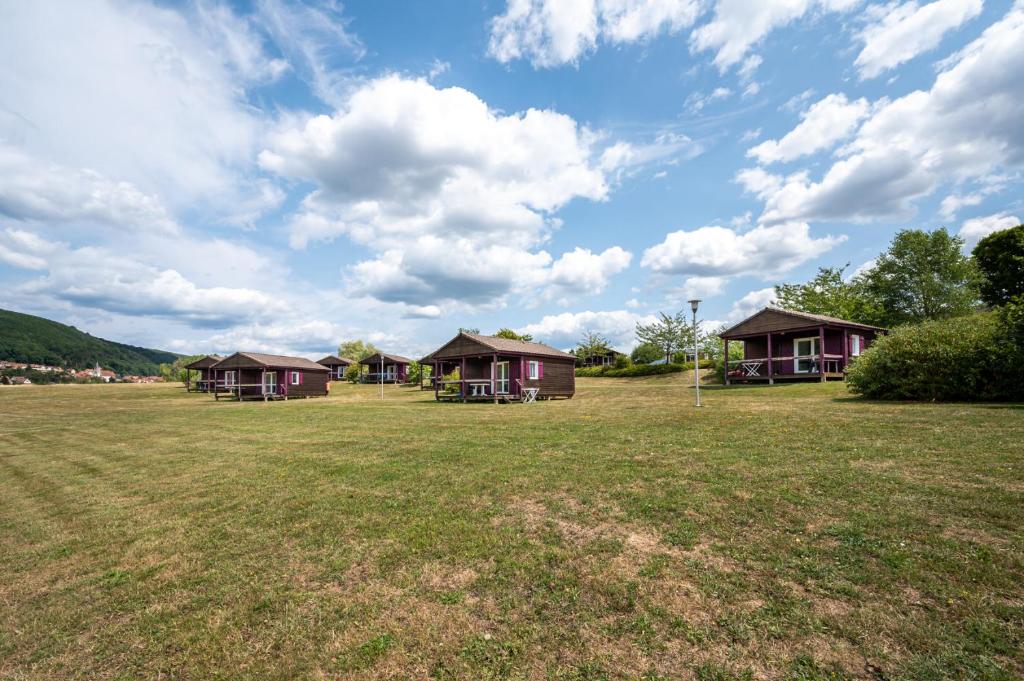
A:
[727,287,777,322]
[959,212,1021,248]
[690,0,860,73]
[641,222,846,277]
[740,128,763,143]
[200,318,351,357]
[854,0,983,79]
[262,75,651,306]
[518,309,658,349]
[0,146,180,235]
[746,3,1024,224]
[747,94,870,164]
[488,0,699,67]
[599,132,703,180]
[684,87,732,113]
[0,1,274,218]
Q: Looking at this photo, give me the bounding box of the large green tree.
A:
[859,228,979,326]
[973,224,1024,306]
[338,339,379,362]
[630,342,662,364]
[575,330,611,363]
[635,311,693,363]
[493,328,534,342]
[774,265,882,324]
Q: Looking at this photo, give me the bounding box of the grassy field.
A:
[0,377,1021,680]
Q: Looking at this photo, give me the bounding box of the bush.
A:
[576,363,684,378]
[846,311,1024,401]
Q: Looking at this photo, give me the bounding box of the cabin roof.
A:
[720,307,886,339]
[421,331,575,362]
[184,354,222,369]
[359,352,413,365]
[211,352,329,371]
[317,355,355,366]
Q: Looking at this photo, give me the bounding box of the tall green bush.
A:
[846,311,1023,401]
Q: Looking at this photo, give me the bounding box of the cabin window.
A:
[528,360,540,380]
[793,337,819,373]
[224,370,236,386]
[851,334,862,356]
[290,371,300,385]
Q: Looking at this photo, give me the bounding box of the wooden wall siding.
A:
[286,371,329,398]
[431,336,491,360]
[530,358,575,397]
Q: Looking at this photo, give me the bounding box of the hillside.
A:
[0,308,179,375]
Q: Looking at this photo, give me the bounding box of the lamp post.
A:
[688,299,701,407]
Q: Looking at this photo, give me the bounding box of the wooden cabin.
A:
[421,332,575,402]
[317,354,356,380]
[209,352,329,400]
[578,348,627,368]
[719,307,885,384]
[359,352,411,383]
[184,355,221,392]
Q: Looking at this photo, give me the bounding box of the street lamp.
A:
[688,299,701,407]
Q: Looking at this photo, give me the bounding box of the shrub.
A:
[846,311,1024,401]
[576,363,684,378]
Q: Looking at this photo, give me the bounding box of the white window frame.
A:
[793,337,819,374]
[851,334,862,357]
[496,361,510,394]
[528,360,539,380]
[224,370,236,386]
[263,371,277,395]
[290,371,300,385]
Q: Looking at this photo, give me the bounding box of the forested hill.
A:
[0,309,179,375]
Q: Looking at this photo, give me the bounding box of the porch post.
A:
[186,368,190,391]
[724,338,729,386]
[434,361,440,401]
[766,333,774,385]
[461,357,466,403]
[492,353,498,404]
[818,325,826,382]
[842,328,849,375]
[213,369,218,400]
[262,368,267,402]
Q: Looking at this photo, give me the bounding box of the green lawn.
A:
[1,378,1021,680]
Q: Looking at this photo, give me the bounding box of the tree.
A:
[575,330,611,364]
[338,339,379,362]
[635,311,691,363]
[973,224,1024,306]
[458,327,481,334]
[630,342,662,364]
[859,228,979,326]
[775,265,882,324]
[493,328,533,342]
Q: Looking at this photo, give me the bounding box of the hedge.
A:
[576,363,684,378]
[846,310,1024,401]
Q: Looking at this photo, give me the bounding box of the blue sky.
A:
[1,0,1021,359]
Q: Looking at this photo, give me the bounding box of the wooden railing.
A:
[727,354,845,377]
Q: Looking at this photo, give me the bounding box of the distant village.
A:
[0,360,164,386]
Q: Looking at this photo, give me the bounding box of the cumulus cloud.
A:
[641,222,845,278]
[959,212,1021,248]
[854,0,983,79]
[726,287,777,321]
[518,309,658,349]
[746,94,870,164]
[743,3,1024,225]
[690,0,860,73]
[263,75,654,306]
[488,0,700,68]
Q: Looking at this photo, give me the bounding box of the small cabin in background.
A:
[209,352,329,400]
[184,355,222,392]
[421,331,575,402]
[359,352,411,383]
[719,307,885,384]
[578,348,628,368]
[317,355,356,380]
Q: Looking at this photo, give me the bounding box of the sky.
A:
[0,0,1021,359]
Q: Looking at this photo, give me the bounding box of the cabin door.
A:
[496,361,509,394]
[793,337,819,373]
[263,371,277,395]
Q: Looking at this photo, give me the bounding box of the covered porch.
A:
[725,326,853,384]
[211,367,290,401]
[432,354,529,403]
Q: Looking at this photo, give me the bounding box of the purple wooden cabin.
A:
[720,307,886,384]
[420,332,575,403]
[209,352,330,400]
[359,352,411,384]
[184,354,221,392]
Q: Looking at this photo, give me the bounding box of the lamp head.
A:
[688,299,701,314]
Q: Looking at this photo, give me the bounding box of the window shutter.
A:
[299,371,304,385]
[539,361,544,379]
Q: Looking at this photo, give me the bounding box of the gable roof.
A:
[421,331,575,361]
[184,354,222,369]
[211,352,329,371]
[317,355,355,366]
[720,307,886,338]
[359,352,413,365]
